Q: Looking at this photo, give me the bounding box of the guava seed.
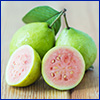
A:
[54,66,58,69]
[55,71,59,74]
[51,73,55,77]
[51,59,55,63]
[68,67,72,69]
[56,56,60,60]
[70,71,73,74]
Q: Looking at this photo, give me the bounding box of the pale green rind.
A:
[42,46,85,90]
[6,45,41,87]
[56,28,97,70]
[9,22,55,58]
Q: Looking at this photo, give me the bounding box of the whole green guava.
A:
[10,22,55,58]
[56,27,97,70]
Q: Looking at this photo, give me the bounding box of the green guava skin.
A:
[9,22,55,58]
[56,27,97,70]
[42,46,85,90]
[6,45,41,87]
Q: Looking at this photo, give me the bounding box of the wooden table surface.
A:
[1,1,99,99]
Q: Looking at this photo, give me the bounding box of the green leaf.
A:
[46,13,61,35]
[22,6,61,34]
[22,6,59,23]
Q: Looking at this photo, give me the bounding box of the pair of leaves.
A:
[22,6,61,35]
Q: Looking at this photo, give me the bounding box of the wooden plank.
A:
[1,1,99,99]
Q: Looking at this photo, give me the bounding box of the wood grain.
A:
[1,1,99,99]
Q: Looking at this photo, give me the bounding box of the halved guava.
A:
[5,45,41,87]
[42,46,85,90]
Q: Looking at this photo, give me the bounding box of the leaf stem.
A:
[49,8,67,28]
[63,13,70,29]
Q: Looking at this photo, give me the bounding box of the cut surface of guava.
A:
[42,46,85,90]
[6,45,41,87]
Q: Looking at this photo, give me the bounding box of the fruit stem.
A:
[63,13,70,29]
[49,8,67,28]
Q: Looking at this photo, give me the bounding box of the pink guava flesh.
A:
[43,47,85,89]
[7,46,33,84]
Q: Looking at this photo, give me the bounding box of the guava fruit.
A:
[9,22,55,58]
[10,9,66,58]
[42,46,85,90]
[56,14,97,70]
[56,27,97,70]
[6,45,41,87]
